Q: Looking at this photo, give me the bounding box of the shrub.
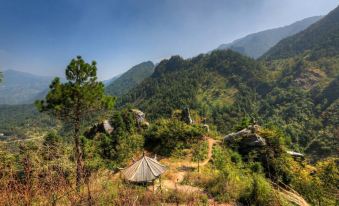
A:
[144,118,205,156]
[240,174,276,206]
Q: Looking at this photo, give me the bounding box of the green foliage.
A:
[208,145,279,205]
[0,104,56,139]
[192,141,208,163]
[121,50,266,133]
[241,174,276,206]
[89,109,145,168]
[291,158,339,205]
[36,56,115,122]
[43,132,61,147]
[144,118,205,156]
[35,56,115,186]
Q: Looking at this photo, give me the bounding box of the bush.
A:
[240,174,276,206]
[144,118,205,156]
[87,109,145,169]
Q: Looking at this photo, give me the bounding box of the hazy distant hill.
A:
[106,61,155,96]
[217,16,322,58]
[262,6,339,60]
[0,70,53,105]
[102,74,121,86]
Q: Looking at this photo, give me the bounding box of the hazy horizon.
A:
[0,0,338,80]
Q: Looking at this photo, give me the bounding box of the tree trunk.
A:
[74,120,84,191]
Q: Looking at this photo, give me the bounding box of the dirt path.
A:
[200,137,217,166]
[157,137,217,193]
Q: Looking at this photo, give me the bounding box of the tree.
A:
[36,56,115,189]
[192,141,208,172]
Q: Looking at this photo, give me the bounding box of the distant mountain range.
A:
[0,61,155,104]
[262,6,339,60]
[0,70,53,105]
[217,16,322,58]
[0,16,323,105]
[105,61,155,97]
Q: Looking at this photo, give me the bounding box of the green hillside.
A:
[121,50,268,130]
[105,61,155,96]
[121,49,338,158]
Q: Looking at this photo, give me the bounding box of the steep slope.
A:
[122,39,338,159]
[0,70,53,105]
[105,61,155,96]
[217,16,322,59]
[257,6,339,158]
[121,50,268,132]
[263,6,339,60]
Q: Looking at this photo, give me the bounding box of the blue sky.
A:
[0,0,338,80]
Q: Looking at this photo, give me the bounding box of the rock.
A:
[103,120,114,134]
[287,150,304,158]
[181,107,193,124]
[203,124,210,132]
[223,125,266,147]
[131,109,149,127]
[85,120,113,139]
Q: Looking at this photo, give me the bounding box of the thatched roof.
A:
[121,155,167,183]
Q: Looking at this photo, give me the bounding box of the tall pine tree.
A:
[36,56,115,188]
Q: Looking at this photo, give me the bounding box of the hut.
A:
[121,155,167,183]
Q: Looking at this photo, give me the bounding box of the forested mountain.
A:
[0,70,53,105]
[105,61,155,96]
[121,50,266,126]
[263,5,339,60]
[217,16,322,58]
[121,6,339,159]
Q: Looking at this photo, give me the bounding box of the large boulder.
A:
[131,109,149,127]
[223,124,266,147]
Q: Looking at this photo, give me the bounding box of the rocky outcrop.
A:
[224,124,304,157]
[85,120,114,139]
[131,109,149,127]
[181,108,193,124]
[223,124,266,147]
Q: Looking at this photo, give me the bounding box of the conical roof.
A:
[121,155,167,183]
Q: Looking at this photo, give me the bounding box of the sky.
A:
[0,0,338,80]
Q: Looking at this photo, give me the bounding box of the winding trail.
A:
[157,137,217,192]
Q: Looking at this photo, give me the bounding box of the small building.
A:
[121,155,167,183]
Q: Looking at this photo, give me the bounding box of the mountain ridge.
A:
[217,16,322,58]
[106,61,155,97]
[262,6,339,59]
